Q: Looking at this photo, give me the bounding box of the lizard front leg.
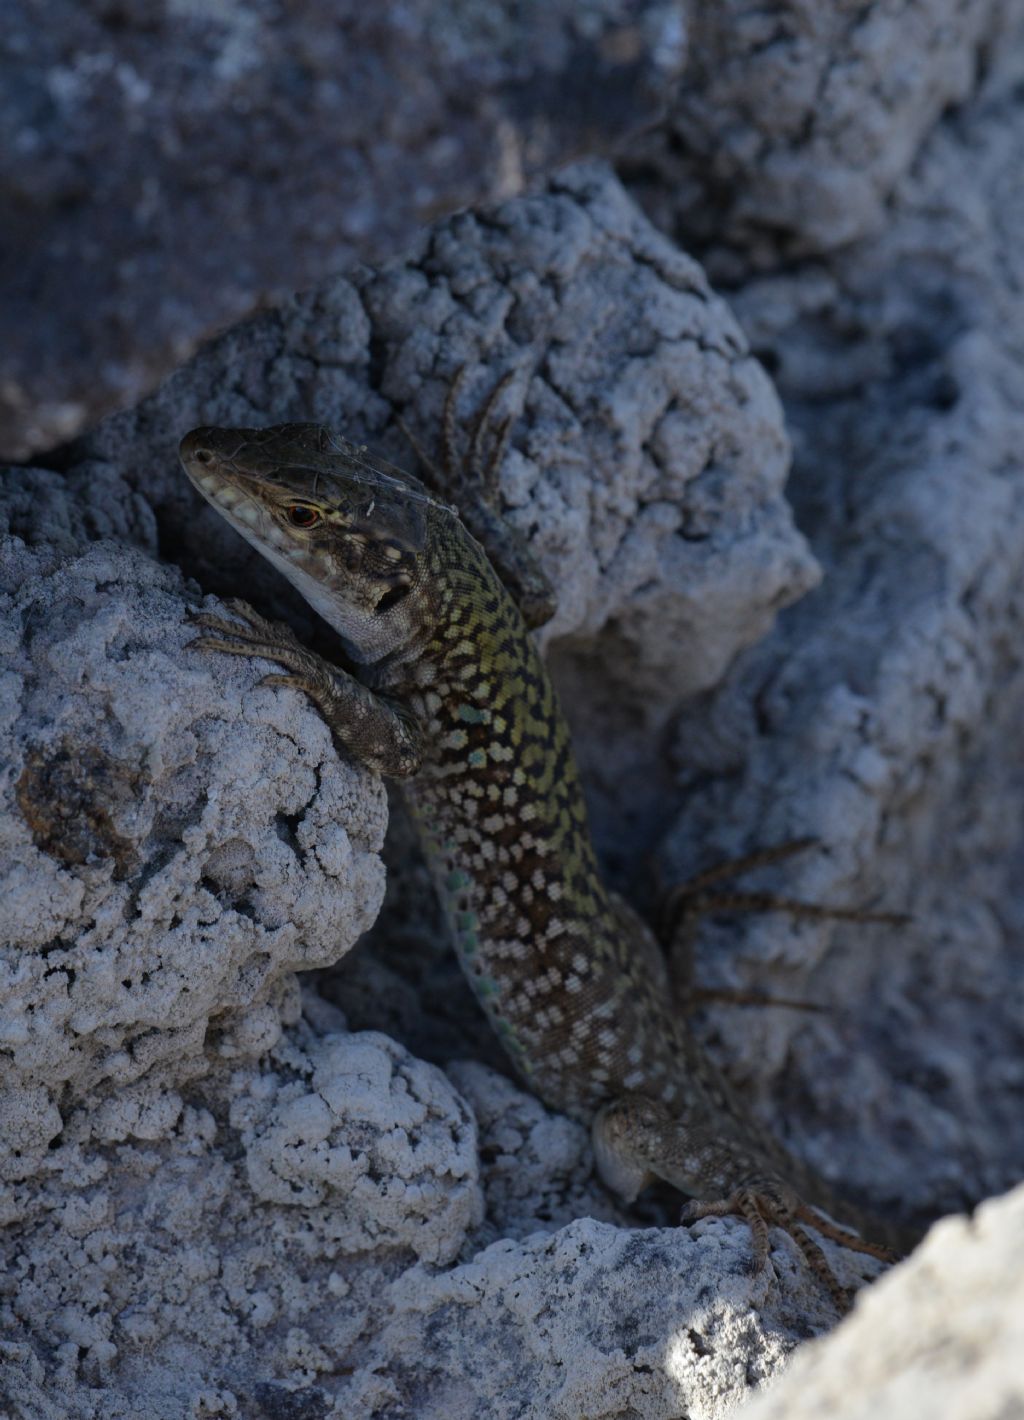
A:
[189,598,422,778]
[592,1094,897,1311]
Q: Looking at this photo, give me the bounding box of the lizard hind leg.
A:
[397,366,556,629]
[659,838,910,1014]
[591,1094,888,1313]
[680,1187,857,1313]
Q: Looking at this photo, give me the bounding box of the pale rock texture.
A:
[0,536,387,1191]
[233,1026,482,1264]
[0,973,867,1419]
[78,161,816,695]
[75,161,818,864]
[339,1221,813,1420]
[1,11,1023,1416]
[444,1060,620,1244]
[653,64,1024,1229]
[0,166,846,1415]
[0,463,157,558]
[623,0,1018,273]
[0,1004,486,1418]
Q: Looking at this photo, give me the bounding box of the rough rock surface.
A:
[0,536,387,1184]
[0,164,850,1415]
[0,0,686,461]
[652,61,1024,1228]
[0,997,874,1419]
[743,1184,1024,1420]
[0,463,156,558]
[75,160,818,867]
[623,0,1017,275]
[0,1002,484,1418]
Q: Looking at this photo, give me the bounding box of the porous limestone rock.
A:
[654,64,1024,1229]
[0,1004,483,1417]
[0,463,157,558]
[0,976,876,1420]
[3,25,1023,1418]
[623,0,1017,273]
[232,1027,482,1264]
[0,156,834,1415]
[0,535,387,1188]
[445,1059,620,1244]
[75,160,819,864]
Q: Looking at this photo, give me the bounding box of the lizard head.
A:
[180,422,446,662]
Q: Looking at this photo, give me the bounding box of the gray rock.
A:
[233,1026,482,1264]
[0,463,156,557]
[0,0,686,461]
[0,165,849,1415]
[0,1006,478,1416]
[3,24,1023,1416]
[446,1059,622,1244]
[76,160,818,865]
[655,65,1024,1228]
[0,537,387,1189]
[0,978,877,1419]
[343,1218,843,1420]
[623,0,1018,275]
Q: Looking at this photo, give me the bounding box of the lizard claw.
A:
[189,601,291,639]
[682,1188,774,1277]
[187,633,235,655]
[218,597,289,640]
[681,1185,883,1312]
[186,603,312,673]
[188,610,250,636]
[258,672,306,691]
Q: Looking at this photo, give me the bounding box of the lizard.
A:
[179,374,909,1310]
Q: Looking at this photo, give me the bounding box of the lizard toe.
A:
[681,1183,860,1311]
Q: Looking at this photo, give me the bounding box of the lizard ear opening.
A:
[376,583,412,614]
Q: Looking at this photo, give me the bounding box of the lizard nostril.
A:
[194,448,214,465]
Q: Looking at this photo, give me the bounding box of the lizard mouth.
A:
[180,439,301,561]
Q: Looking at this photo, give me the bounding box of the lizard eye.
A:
[287,504,321,528]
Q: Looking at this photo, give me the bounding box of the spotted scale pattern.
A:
[179,419,912,1305]
[391,518,712,1119]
